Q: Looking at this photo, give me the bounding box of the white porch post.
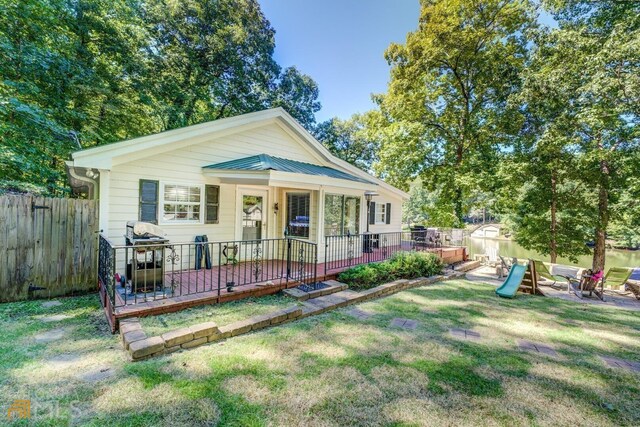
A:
[317,187,325,263]
[98,169,110,236]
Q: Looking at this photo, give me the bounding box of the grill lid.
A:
[126,221,166,239]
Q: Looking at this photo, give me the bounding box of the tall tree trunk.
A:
[550,170,558,263]
[71,0,90,134]
[453,142,464,226]
[454,187,464,227]
[592,158,610,272]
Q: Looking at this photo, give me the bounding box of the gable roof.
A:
[70,108,408,198]
[203,154,374,184]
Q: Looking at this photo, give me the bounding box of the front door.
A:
[240,190,267,241]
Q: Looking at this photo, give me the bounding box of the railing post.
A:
[217,242,222,298]
[313,242,318,286]
[110,244,116,307]
[286,237,292,282]
[324,237,328,277]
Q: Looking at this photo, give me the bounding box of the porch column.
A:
[317,187,325,262]
[98,169,110,235]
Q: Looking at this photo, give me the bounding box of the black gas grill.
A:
[125,221,168,292]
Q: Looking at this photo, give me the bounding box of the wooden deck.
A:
[107,245,466,329]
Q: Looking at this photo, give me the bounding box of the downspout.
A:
[65,160,99,200]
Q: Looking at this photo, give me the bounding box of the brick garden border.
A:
[121,270,467,361]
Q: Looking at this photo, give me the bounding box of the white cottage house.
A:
[65,109,475,330]
[67,108,408,261]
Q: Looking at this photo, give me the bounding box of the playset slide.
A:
[495,264,527,298]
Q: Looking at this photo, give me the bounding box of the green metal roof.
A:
[203,154,374,184]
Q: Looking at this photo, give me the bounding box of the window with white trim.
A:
[161,183,203,223]
[324,194,360,236]
[375,202,386,224]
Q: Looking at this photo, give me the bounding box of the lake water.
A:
[464,237,640,271]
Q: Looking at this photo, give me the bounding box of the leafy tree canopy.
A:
[372,0,536,227]
[0,0,322,195]
[314,113,379,172]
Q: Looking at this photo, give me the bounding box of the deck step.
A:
[283,280,348,301]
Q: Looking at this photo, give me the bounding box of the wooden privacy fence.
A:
[0,194,99,302]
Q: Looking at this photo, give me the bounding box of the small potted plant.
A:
[226,281,235,292]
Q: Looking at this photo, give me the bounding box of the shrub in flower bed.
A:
[337,251,443,290]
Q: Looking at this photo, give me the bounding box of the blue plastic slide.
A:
[495,264,527,298]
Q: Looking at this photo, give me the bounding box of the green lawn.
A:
[140,294,300,337]
[1,279,639,426]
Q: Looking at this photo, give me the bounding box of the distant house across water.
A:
[470,224,501,239]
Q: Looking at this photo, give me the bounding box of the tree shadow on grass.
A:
[409,355,503,397]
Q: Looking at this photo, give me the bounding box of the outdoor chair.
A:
[569,269,605,301]
[626,281,640,300]
[625,268,640,300]
[485,247,500,267]
[602,267,632,290]
[600,267,639,302]
[532,259,572,290]
[410,226,427,249]
[498,255,518,278]
[425,229,440,249]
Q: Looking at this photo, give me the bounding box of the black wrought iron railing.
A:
[96,229,461,310]
[97,235,317,308]
[323,230,457,275]
[98,234,117,308]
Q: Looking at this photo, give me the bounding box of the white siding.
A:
[315,186,403,263]
[105,123,327,245]
[368,192,404,234]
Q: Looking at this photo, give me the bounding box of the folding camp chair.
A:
[532,260,572,290]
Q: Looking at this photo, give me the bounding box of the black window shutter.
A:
[385,203,391,224]
[139,179,158,224]
[205,185,220,224]
[369,201,376,225]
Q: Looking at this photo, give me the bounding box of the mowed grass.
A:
[0,279,639,426]
[140,294,300,336]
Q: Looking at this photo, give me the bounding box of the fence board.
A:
[0,195,99,303]
[86,200,98,289]
[0,197,9,295]
[33,196,45,289]
[6,196,19,300]
[64,198,74,294]
[72,201,83,289]
[47,197,61,295]
[17,197,32,294]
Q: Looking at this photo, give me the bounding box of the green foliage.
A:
[508,1,640,268]
[270,66,321,130]
[371,0,535,226]
[314,113,379,172]
[402,180,431,226]
[608,168,640,249]
[337,251,443,290]
[0,180,49,196]
[0,0,322,196]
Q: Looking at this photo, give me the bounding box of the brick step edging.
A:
[122,270,465,361]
